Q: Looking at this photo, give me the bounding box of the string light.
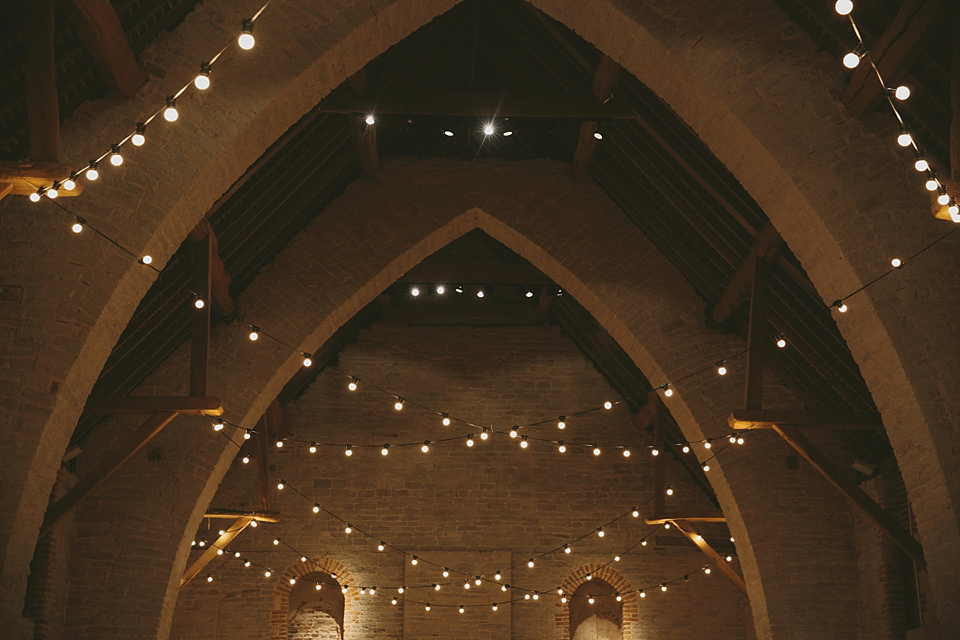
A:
[238,19,255,50]
[131,123,147,146]
[365,115,375,126]
[302,353,313,367]
[593,131,603,140]
[411,286,420,297]
[662,383,673,397]
[85,161,99,181]
[441,413,451,426]
[436,285,445,294]
[344,524,352,534]
[309,443,317,453]
[716,361,727,376]
[622,448,631,457]
[558,442,566,453]
[248,327,260,341]
[348,378,358,391]
[162,97,179,122]
[71,218,84,234]
[345,445,353,456]
[275,439,283,448]
[834,0,853,16]
[29,190,42,203]
[194,63,212,90]
[421,441,430,453]
[557,417,566,429]
[466,435,474,447]
[194,297,205,309]
[381,444,390,455]
[592,445,601,456]
[842,51,860,69]
[109,145,123,166]
[894,85,911,101]
[520,435,529,448]
[603,401,613,410]
[483,122,495,135]
[395,398,404,411]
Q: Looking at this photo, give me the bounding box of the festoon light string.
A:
[834,0,960,225]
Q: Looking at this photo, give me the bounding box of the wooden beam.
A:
[572,55,622,177]
[0,182,13,202]
[535,287,555,321]
[348,115,379,178]
[61,0,147,99]
[773,424,925,564]
[841,0,946,117]
[671,519,748,596]
[188,219,235,317]
[953,6,960,182]
[189,233,212,396]
[318,93,638,120]
[256,401,282,512]
[729,409,884,430]
[711,222,783,324]
[82,396,222,416]
[180,517,252,587]
[0,161,81,196]
[743,255,770,410]
[398,261,553,286]
[203,509,280,523]
[652,392,666,518]
[41,411,178,534]
[645,515,726,525]
[22,0,60,162]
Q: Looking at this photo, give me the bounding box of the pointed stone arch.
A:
[271,557,354,640]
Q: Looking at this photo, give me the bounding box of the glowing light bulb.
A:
[480,429,489,440]
[477,290,484,298]
[604,401,613,410]
[894,85,911,101]
[443,130,454,137]
[213,421,224,431]
[891,258,902,268]
[132,123,146,146]
[564,545,571,554]
[737,437,745,445]
[593,446,601,456]
[525,290,534,298]
[411,286,420,297]
[194,297,205,309]
[837,302,848,313]
[424,605,431,612]
[29,191,41,202]
[588,597,595,604]
[309,443,317,453]
[702,463,710,472]
[777,336,787,348]
[597,528,604,538]
[915,158,929,172]
[717,362,727,376]
[483,123,494,135]
[245,561,251,567]
[938,193,950,206]
[897,131,913,148]
[509,428,518,438]
[622,448,631,457]
[632,509,640,517]
[495,571,502,580]
[289,578,296,585]
[436,285,445,294]
[842,52,860,69]
[557,418,566,429]
[593,131,603,140]
[391,598,397,604]
[835,0,853,15]
[71,220,84,234]
[302,354,313,367]
[238,20,255,50]
[614,555,621,561]
[348,378,358,391]
[442,414,451,426]
[466,436,474,447]
[682,445,690,453]
[666,488,674,496]
[640,590,645,598]
[62,176,76,191]
[704,439,712,449]
[85,162,99,181]
[207,576,214,582]
[527,559,535,568]
[520,436,528,448]
[492,604,499,611]
[443,569,450,577]
[421,441,430,453]
[651,448,660,457]
[313,504,320,513]
[162,97,179,122]
[661,584,667,592]
[381,445,389,456]
[663,385,673,397]
[502,130,513,137]
[501,585,508,592]
[459,606,465,613]
[398,587,405,593]
[242,455,250,464]
[194,69,211,91]
[558,442,566,453]
[276,481,284,490]
[345,446,352,456]
[395,398,404,411]
[273,538,280,545]
[925,178,938,191]
[345,524,352,534]
[463,581,470,590]
[411,557,418,566]
[249,327,259,341]
[109,145,123,166]
[46,184,58,198]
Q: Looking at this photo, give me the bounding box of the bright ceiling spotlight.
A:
[502,130,513,137]
[365,114,375,125]
[443,129,454,137]
[593,131,603,140]
[483,122,495,136]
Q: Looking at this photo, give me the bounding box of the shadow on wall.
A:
[573,616,622,640]
[570,579,622,640]
[287,572,344,640]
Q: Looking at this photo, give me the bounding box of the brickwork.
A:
[53,159,859,640]
[1,0,957,636]
[169,322,751,640]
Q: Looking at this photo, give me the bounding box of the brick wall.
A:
[169,321,753,640]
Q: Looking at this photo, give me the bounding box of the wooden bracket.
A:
[62,0,147,99]
[82,396,222,416]
[203,509,280,523]
[670,519,747,596]
[644,514,726,525]
[711,222,783,324]
[729,409,884,430]
[180,516,253,587]
[41,411,179,534]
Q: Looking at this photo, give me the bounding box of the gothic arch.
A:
[272,557,354,640]
[556,565,637,640]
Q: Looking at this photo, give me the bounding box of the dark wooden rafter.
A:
[22,0,60,162]
[347,70,379,178]
[572,54,622,177]
[82,396,222,415]
[319,93,637,120]
[743,254,771,410]
[40,411,179,535]
[61,0,147,99]
[670,519,747,596]
[0,162,81,199]
[840,0,946,117]
[256,400,282,512]
[953,7,960,181]
[773,424,925,565]
[645,515,726,525]
[180,516,253,587]
[729,409,884,430]
[711,222,783,324]
[188,219,236,318]
[189,232,212,396]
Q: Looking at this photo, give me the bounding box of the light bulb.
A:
[717,362,727,376]
[318,584,324,591]
[897,131,913,147]
[704,439,712,449]
[238,20,255,50]
[459,607,465,613]
[71,219,84,234]
[842,52,860,69]
[938,193,950,205]
[525,290,534,298]
[466,436,474,447]
[213,421,224,431]
[597,528,604,538]
[661,584,667,592]
[411,286,420,297]
[663,385,673,397]
[838,302,848,313]
[249,327,259,341]
[682,445,690,453]
[46,184,58,198]
[915,158,929,172]
[289,578,296,585]
[603,401,613,410]
[640,590,645,598]
[345,446,352,456]
[502,130,513,137]
[391,598,397,604]
[395,398,404,411]
[593,446,601,456]
[309,443,317,453]
[443,130,454,137]
[558,442,566,453]
[275,439,283,448]
[62,176,76,191]
[527,559,534,568]
[443,569,449,577]
[421,441,430,453]
[520,436,528,448]
[109,145,123,166]
[476,290,484,298]
[341,586,347,594]
[29,191,41,202]
[348,378,358,391]
[302,354,313,367]
[436,285,445,294]
[398,587,405,593]
[442,414,451,426]
[276,481,284,490]
[194,63,212,90]
[588,597,595,604]
[737,437,745,445]
[894,85,911,101]
[777,336,787,348]
[891,258,902,268]
[194,297,205,309]
[622,448,631,457]
[651,448,659,457]
[207,576,214,582]
[198,540,206,547]
[242,455,250,464]
[494,572,501,580]
[557,418,566,429]
[501,585,507,592]
[632,509,640,517]
[424,605,430,612]
[730,435,738,444]
[162,97,179,122]
[480,429,489,440]
[483,123,494,135]
[586,573,592,580]
[345,524,352,534]
[464,581,470,589]
[835,0,853,15]
[132,123,146,146]
[509,428,518,438]
[313,504,320,513]
[492,604,498,611]
[926,178,938,191]
[726,555,733,562]
[564,545,571,554]
[364,114,375,126]
[245,561,251,567]
[273,538,280,545]
[85,161,99,181]
[702,463,710,472]
[666,488,674,495]
[593,131,603,140]
[411,557,418,565]
[381,445,389,455]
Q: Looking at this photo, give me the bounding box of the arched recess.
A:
[558,565,634,640]
[63,159,858,640]
[272,558,353,640]
[3,0,956,634]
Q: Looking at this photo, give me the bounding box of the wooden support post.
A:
[535,287,555,322]
[572,55,622,177]
[180,516,253,587]
[40,411,178,534]
[82,395,222,415]
[62,0,147,98]
[670,519,748,596]
[841,0,946,117]
[256,403,284,512]
[190,232,213,396]
[652,391,666,518]
[22,0,61,162]
[743,255,770,410]
[729,409,884,430]
[773,424,925,565]
[711,222,783,324]
[188,220,235,318]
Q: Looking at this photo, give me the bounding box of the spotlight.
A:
[483,123,494,136]
[365,114,375,126]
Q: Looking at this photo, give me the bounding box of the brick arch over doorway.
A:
[64,159,858,640]
[1,0,957,636]
[272,558,354,640]
[557,565,636,640]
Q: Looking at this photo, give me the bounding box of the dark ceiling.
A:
[13,0,925,476]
